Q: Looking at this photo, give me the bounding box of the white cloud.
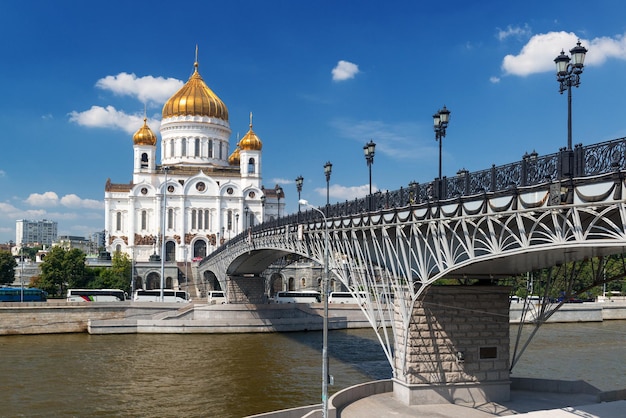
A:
[497,24,531,41]
[502,31,626,77]
[60,194,104,210]
[314,183,374,201]
[587,34,626,65]
[25,191,59,207]
[68,72,183,134]
[24,192,104,211]
[0,201,47,220]
[331,118,436,161]
[0,169,5,177]
[271,178,294,186]
[0,202,20,216]
[1,194,104,243]
[490,76,501,84]
[68,105,161,135]
[95,72,183,106]
[332,60,359,81]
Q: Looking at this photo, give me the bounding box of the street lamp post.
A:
[433,105,451,199]
[324,162,332,212]
[160,166,169,302]
[244,206,249,230]
[184,245,188,293]
[408,180,417,204]
[296,175,304,223]
[363,140,376,211]
[299,199,330,418]
[554,40,587,176]
[20,244,24,302]
[235,213,240,235]
[295,175,304,212]
[131,246,135,298]
[275,186,283,218]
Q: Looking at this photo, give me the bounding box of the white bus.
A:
[67,289,127,302]
[207,290,226,304]
[272,290,321,304]
[328,291,368,305]
[133,289,190,303]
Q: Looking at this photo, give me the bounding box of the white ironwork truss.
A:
[198,178,626,376]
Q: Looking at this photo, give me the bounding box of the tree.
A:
[0,250,17,285]
[92,252,131,292]
[39,247,86,297]
[23,246,41,261]
[65,248,87,289]
[38,246,66,296]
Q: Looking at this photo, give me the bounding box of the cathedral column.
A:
[128,196,136,247]
[155,193,164,257]
[179,195,187,262]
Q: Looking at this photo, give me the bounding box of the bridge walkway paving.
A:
[338,390,625,417]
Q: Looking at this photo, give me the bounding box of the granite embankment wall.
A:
[0,301,180,335]
[1,301,625,336]
[508,301,626,323]
[0,302,372,335]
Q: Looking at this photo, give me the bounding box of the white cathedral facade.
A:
[104,59,284,271]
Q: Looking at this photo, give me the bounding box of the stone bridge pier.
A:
[225,275,267,304]
[393,286,511,405]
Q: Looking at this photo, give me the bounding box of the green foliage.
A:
[0,250,18,285]
[434,254,626,300]
[39,247,86,297]
[90,252,131,293]
[37,248,132,297]
[22,246,41,261]
[38,247,65,296]
[499,255,626,300]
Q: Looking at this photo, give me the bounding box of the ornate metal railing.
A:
[205,136,626,261]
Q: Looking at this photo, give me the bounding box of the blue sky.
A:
[1,0,626,244]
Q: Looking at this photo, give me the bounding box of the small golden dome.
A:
[162,61,229,120]
[228,146,241,165]
[133,118,157,146]
[238,112,262,151]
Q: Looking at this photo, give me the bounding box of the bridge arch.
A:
[196,138,626,404]
[198,172,626,375]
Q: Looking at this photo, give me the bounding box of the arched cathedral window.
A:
[248,158,255,174]
[167,208,174,229]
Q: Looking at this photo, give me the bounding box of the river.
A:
[0,321,624,417]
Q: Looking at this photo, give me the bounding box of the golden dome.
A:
[133,118,157,146]
[228,146,240,165]
[238,113,263,151]
[162,61,229,120]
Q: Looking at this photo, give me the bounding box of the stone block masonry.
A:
[393,285,511,405]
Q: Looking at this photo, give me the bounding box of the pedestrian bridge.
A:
[200,137,626,295]
[198,137,626,390]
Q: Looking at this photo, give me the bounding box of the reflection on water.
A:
[0,329,390,418]
[0,321,624,417]
[510,320,626,392]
